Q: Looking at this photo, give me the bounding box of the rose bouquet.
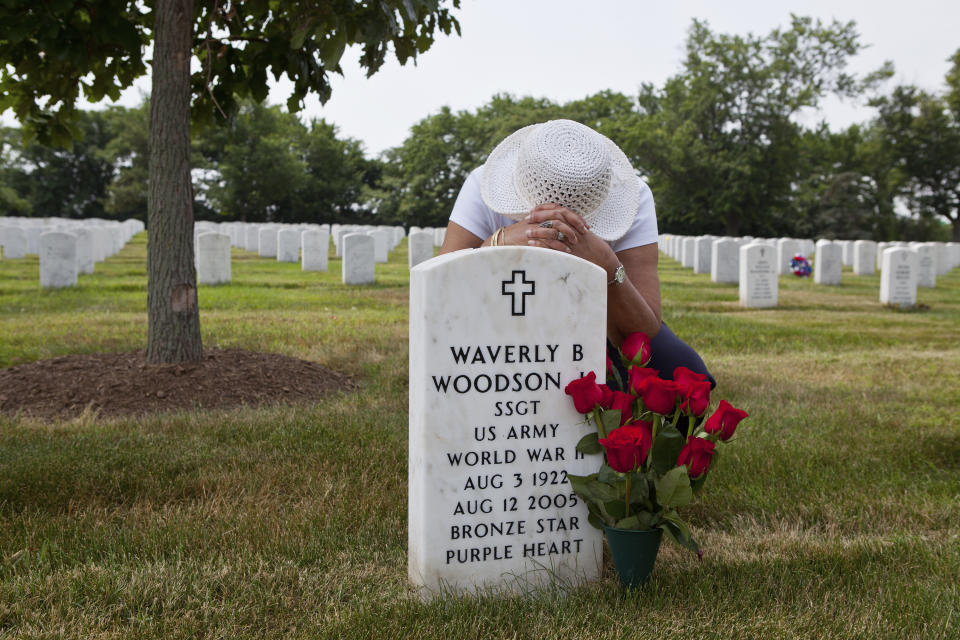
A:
[564,332,747,556]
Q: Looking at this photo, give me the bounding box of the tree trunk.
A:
[146,0,202,363]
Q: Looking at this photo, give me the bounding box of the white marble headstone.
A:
[710,238,739,284]
[914,243,936,288]
[693,236,713,274]
[853,240,877,276]
[739,242,778,308]
[258,227,278,258]
[408,230,435,269]
[813,240,842,286]
[24,226,42,255]
[301,229,329,272]
[276,228,301,263]
[342,233,375,284]
[681,237,696,268]
[197,232,232,284]
[369,229,390,263]
[776,238,799,275]
[409,247,605,597]
[880,248,918,308]
[244,226,261,252]
[39,231,78,288]
[73,227,95,274]
[0,227,26,259]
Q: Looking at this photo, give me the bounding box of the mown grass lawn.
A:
[1,233,957,639]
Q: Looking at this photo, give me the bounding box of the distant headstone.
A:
[839,240,853,266]
[876,242,891,270]
[710,238,740,284]
[914,243,937,288]
[342,233,375,284]
[301,229,329,272]
[681,237,696,268]
[39,231,78,288]
[739,242,778,308]
[693,236,713,274]
[408,230,435,269]
[369,229,390,263]
[24,226,42,255]
[409,246,604,597]
[852,240,877,276]
[433,227,445,247]
[776,238,799,275]
[277,228,301,263]
[813,240,842,286]
[197,232,232,284]
[244,225,261,252]
[74,227,95,274]
[880,248,918,308]
[258,227,278,258]
[0,227,26,259]
[934,243,950,276]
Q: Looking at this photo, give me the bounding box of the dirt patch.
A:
[0,349,356,421]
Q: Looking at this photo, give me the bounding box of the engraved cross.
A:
[501,270,535,316]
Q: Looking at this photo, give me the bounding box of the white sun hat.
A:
[479,119,641,241]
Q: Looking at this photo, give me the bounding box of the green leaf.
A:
[636,511,656,530]
[654,466,693,509]
[290,25,312,50]
[604,500,626,520]
[586,511,604,530]
[615,515,641,529]
[659,513,700,554]
[600,409,621,436]
[597,463,619,484]
[319,30,347,69]
[651,422,686,475]
[567,474,619,505]
[575,432,602,455]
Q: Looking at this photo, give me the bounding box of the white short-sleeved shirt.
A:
[449,166,659,252]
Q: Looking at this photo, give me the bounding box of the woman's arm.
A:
[521,205,662,345]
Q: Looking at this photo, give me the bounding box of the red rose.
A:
[599,422,653,472]
[639,376,680,415]
[704,399,748,441]
[598,384,614,410]
[681,379,711,416]
[606,355,614,374]
[621,332,651,366]
[564,371,603,414]
[609,391,637,425]
[677,437,715,477]
[628,366,658,395]
[674,367,711,416]
[617,421,653,461]
[673,366,708,388]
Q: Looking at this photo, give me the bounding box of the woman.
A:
[438,119,714,389]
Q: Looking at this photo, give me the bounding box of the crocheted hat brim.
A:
[479,120,641,242]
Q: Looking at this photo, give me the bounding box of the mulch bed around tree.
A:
[0,349,356,421]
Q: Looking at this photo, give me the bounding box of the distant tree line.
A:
[2,17,958,241]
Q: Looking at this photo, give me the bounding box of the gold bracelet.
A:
[491,227,504,247]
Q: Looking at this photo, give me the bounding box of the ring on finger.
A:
[539,220,554,229]
[556,230,566,242]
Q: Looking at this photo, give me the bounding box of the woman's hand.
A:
[522,203,620,277]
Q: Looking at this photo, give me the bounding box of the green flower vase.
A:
[603,525,663,588]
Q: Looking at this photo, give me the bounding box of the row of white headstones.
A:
[192,221,447,285]
[0,218,145,287]
[0,218,449,288]
[660,235,960,308]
